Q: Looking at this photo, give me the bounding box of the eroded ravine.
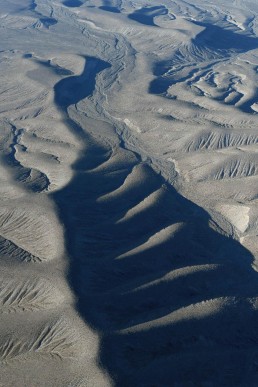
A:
[52,55,258,387]
[1,0,258,385]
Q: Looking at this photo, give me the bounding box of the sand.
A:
[0,0,258,385]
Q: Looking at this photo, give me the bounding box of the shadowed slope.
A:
[52,60,258,386]
[54,56,110,109]
[128,6,168,27]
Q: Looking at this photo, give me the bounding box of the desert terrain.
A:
[0,0,258,385]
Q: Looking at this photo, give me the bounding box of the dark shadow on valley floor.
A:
[52,57,258,386]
